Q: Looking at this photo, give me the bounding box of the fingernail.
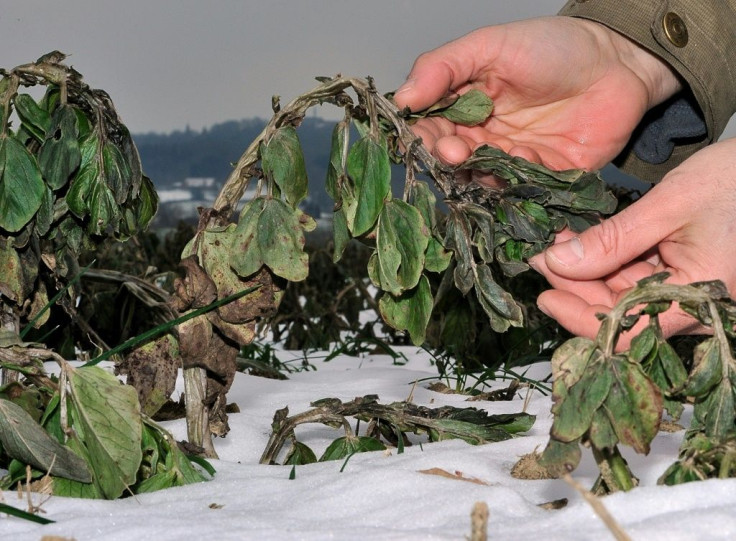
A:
[395,78,415,95]
[537,301,552,318]
[527,255,540,271]
[547,237,584,267]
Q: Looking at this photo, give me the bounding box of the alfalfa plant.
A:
[169,74,617,456]
[0,53,211,502]
[539,273,736,493]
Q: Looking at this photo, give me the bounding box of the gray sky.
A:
[3,1,734,137]
[1,0,562,133]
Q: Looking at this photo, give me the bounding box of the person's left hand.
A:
[529,138,736,350]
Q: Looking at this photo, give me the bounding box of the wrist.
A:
[581,19,683,109]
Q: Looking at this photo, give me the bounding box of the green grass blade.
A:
[83,285,260,366]
[0,502,55,524]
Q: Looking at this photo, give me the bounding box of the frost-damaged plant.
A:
[0,54,213,502]
[259,395,535,467]
[0,52,157,372]
[539,273,736,493]
[172,75,616,455]
[0,333,211,499]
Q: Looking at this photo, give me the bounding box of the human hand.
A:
[529,139,736,350]
[394,16,681,174]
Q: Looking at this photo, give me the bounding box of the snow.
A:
[3,347,736,540]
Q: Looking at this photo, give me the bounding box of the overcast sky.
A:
[3,1,734,138]
[2,1,563,133]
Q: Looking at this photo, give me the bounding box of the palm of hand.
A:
[399,17,654,171]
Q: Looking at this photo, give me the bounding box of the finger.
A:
[536,289,649,352]
[542,186,683,280]
[394,29,492,113]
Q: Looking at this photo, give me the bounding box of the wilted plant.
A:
[171,75,617,454]
[0,52,157,357]
[539,273,736,493]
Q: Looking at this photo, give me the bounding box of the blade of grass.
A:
[83,285,260,367]
[0,502,55,524]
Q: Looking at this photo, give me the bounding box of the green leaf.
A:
[551,350,612,442]
[262,126,308,208]
[38,104,81,190]
[379,275,433,346]
[629,325,657,363]
[424,237,452,273]
[67,365,143,499]
[473,264,523,331]
[325,120,348,201]
[0,135,45,232]
[133,174,158,230]
[14,93,51,142]
[285,441,318,465]
[344,135,391,236]
[102,141,133,205]
[539,438,582,478]
[230,197,314,281]
[701,381,735,440]
[604,358,662,454]
[319,435,385,462]
[373,198,430,295]
[0,398,92,483]
[680,338,723,397]
[66,133,119,234]
[437,89,494,126]
[332,207,350,263]
[588,408,619,450]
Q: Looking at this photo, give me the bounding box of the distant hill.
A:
[133,118,648,229]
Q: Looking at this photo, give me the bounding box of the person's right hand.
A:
[394,16,682,174]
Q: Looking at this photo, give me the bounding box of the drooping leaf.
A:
[379,275,433,346]
[680,338,723,398]
[436,89,494,126]
[0,239,26,302]
[343,135,391,236]
[551,350,612,442]
[66,133,119,234]
[588,408,619,450]
[539,438,582,478]
[444,208,474,295]
[132,174,158,230]
[0,135,45,232]
[38,104,81,190]
[604,357,662,454]
[230,197,314,282]
[325,120,348,201]
[473,264,523,331]
[285,441,318,465]
[67,365,142,499]
[319,435,385,462]
[0,398,92,483]
[373,198,430,295]
[13,93,51,142]
[262,126,308,208]
[700,381,735,441]
[331,206,349,263]
[102,141,133,205]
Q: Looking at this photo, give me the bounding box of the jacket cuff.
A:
[558,0,736,181]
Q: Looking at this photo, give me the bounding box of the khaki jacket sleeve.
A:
[558,0,736,181]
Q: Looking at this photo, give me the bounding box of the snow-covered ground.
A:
[3,347,736,540]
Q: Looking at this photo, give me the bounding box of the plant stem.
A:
[592,446,636,493]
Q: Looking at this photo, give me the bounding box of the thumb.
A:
[543,194,677,280]
[394,30,490,113]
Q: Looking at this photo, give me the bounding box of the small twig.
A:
[470,501,489,541]
[562,473,631,541]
